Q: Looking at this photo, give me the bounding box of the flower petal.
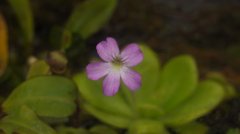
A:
[96,37,120,62]
[120,43,143,67]
[121,67,141,91]
[86,62,111,80]
[103,71,120,96]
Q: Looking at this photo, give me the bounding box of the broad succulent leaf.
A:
[0,106,56,134]
[128,120,169,134]
[160,80,224,125]
[155,55,198,111]
[3,76,77,118]
[65,0,116,44]
[74,73,134,118]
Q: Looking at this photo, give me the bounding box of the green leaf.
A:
[155,55,198,111]
[134,45,160,104]
[27,60,50,79]
[3,76,77,118]
[90,125,117,134]
[74,72,134,128]
[161,80,224,126]
[226,128,240,134]
[0,106,56,134]
[128,120,169,134]
[84,103,131,128]
[73,73,134,118]
[8,0,34,43]
[206,72,237,99]
[56,126,89,134]
[136,103,164,119]
[173,122,208,134]
[118,45,162,118]
[65,0,116,41]
[40,117,68,125]
[56,125,117,134]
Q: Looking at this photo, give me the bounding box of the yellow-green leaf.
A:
[27,60,50,79]
[173,122,208,134]
[8,0,34,43]
[0,106,56,134]
[74,73,134,118]
[155,55,198,111]
[128,120,169,134]
[65,0,116,41]
[161,80,224,126]
[84,103,131,128]
[3,76,77,118]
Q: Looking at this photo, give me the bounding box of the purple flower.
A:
[86,37,143,96]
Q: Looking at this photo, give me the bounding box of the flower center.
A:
[111,56,124,71]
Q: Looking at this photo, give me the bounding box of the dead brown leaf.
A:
[0,14,8,76]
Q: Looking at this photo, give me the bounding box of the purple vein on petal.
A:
[86,62,111,80]
[120,43,143,67]
[103,71,120,96]
[121,67,141,91]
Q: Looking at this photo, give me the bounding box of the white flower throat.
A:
[111,56,124,71]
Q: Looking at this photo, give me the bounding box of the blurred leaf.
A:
[0,106,56,134]
[84,103,131,128]
[136,102,164,119]
[89,125,117,134]
[161,80,224,126]
[226,45,240,59]
[56,125,117,134]
[173,122,208,134]
[227,128,240,134]
[133,45,160,105]
[207,72,237,99]
[61,30,72,50]
[56,126,88,134]
[27,60,50,79]
[8,0,34,43]
[40,117,69,125]
[121,45,163,118]
[49,26,65,49]
[64,0,117,47]
[3,76,77,118]
[156,55,198,111]
[0,14,8,76]
[74,73,134,118]
[128,120,169,134]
